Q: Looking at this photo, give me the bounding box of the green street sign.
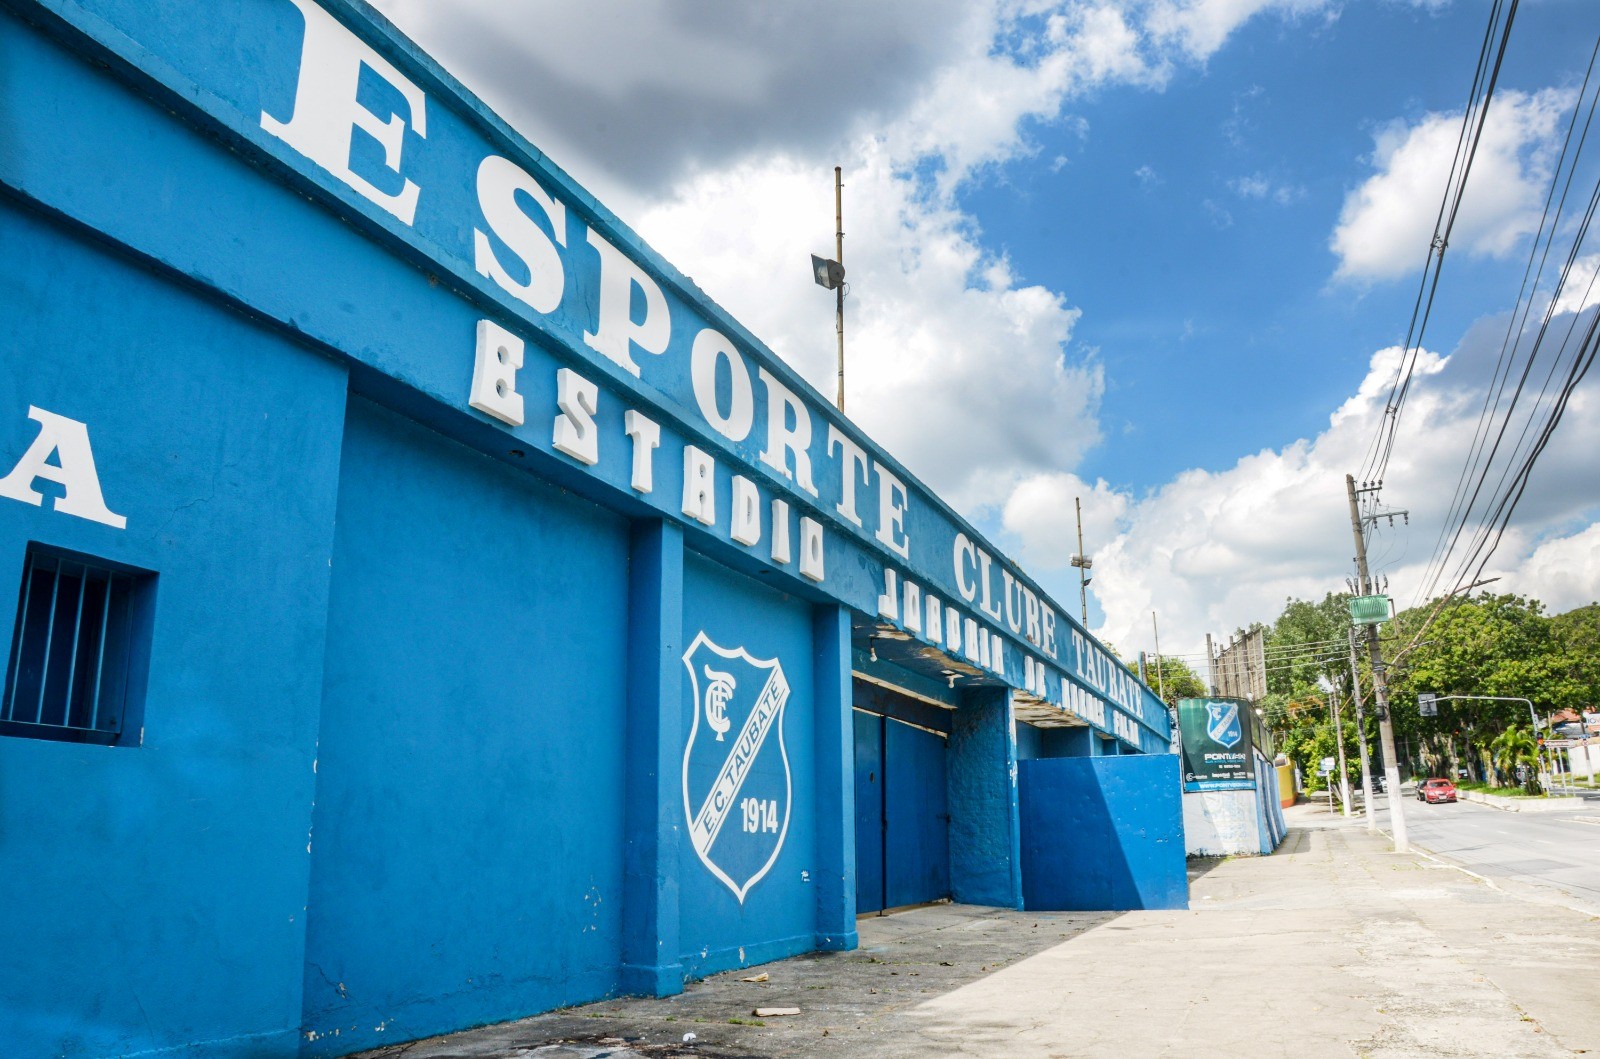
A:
[1348,595,1390,625]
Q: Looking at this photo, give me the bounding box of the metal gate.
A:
[854,710,950,914]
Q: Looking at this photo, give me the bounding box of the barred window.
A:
[1,546,154,746]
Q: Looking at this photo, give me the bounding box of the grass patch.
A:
[1455,780,1541,798]
[728,1017,766,1027]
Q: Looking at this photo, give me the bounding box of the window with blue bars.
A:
[1,546,154,746]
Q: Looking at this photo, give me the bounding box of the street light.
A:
[1071,496,1092,624]
[810,167,847,411]
[1318,674,1352,818]
[1424,694,1558,791]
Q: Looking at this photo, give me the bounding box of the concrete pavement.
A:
[1371,793,1600,911]
[355,807,1600,1059]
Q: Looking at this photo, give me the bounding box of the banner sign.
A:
[1178,697,1256,791]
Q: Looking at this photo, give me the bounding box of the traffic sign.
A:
[1418,692,1437,717]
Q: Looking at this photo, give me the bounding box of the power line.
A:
[1415,34,1600,606]
[1411,36,1600,607]
[1361,0,1521,488]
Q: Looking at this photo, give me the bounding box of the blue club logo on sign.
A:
[682,633,792,903]
[1206,701,1243,749]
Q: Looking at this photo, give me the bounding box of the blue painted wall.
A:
[884,719,950,909]
[620,519,685,997]
[1019,756,1187,912]
[300,399,631,1054]
[853,711,886,914]
[0,0,1172,755]
[1014,723,1092,760]
[947,687,1022,909]
[677,552,817,979]
[0,199,347,1057]
[0,1,1184,1054]
[854,710,950,913]
[809,605,857,952]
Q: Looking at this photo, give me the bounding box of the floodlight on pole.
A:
[1071,496,1092,624]
[810,255,844,291]
[808,167,847,411]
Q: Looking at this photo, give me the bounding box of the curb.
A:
[1455,790,1588,813]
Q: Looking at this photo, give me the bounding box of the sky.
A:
[370,0,1600,662]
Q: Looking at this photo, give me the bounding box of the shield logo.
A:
[682,632,792,904]
[1206,701,1243,749]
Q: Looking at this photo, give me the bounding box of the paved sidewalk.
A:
[358,808,1600,1058]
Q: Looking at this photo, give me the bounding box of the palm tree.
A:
[1489,725,1542,794]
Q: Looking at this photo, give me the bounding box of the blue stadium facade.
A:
[0,1,1184,1054]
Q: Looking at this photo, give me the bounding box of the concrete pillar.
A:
[947,685,1023,909]
[812,604,858,950]
[620,520,684,996]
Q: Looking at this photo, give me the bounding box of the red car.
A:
[1417,778,1458,803]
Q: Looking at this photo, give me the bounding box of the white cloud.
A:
[1518,523,1600,613]
[366,0,1600,663]
[1001,326,1600,657]
[1230,172,1304,204]
[1135,164,1161,188]
[361,0,1333,510]
[1203,199,1235,228]
[1146,0,1336,62]
[1331,89,1573,283]
[1551,253,1600,317]
[635,148,1101,510]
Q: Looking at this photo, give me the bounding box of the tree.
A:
[1208,591,1593,793]
[1488,725,1542,794]
[1146,656,1207,705]
[1265,593,1352,696]
[1114,649,1207,705]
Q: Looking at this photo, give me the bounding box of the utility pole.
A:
[834,166,845,412]
[1346,473,1408,852]
[1332,688,1352,818]
[1071,496,1092,624]
[1348,627,1377,832]
[1320,675,1352,818]
[1151,611,1167,703]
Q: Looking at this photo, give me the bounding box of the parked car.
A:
[1418,777,1458,804]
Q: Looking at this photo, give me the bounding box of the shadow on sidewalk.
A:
[355,904,1124,1059]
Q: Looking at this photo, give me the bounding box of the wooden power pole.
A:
[1346,473,1408,852]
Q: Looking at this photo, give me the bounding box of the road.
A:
[1367,792,1600,909]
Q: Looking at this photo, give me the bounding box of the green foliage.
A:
[1265,593,1352,696]
[1114,649,1207,705]
[1253,590,1598,790]
[1455,779,1540,798]
[1487,724,1542,794]
[1146,655,1207,705]
[1385,594,1600,745]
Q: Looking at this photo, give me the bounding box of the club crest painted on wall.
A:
[682,632,792,903]
[1205,701,1242,749]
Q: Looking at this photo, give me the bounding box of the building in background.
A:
[1211,628,1267,702]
